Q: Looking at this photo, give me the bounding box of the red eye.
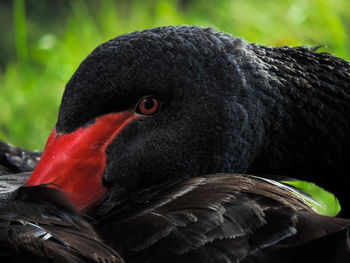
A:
[136,96,160,115]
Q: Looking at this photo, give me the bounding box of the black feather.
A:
[0,186,123,263]
[95,174,350,263]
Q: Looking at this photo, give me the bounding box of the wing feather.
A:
[96,174,350,263]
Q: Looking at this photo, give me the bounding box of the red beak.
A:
[26,112,139,210]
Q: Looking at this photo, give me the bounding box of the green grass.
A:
[1,0,349,215]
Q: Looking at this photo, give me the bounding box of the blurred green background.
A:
[1,0,350,150]
[0,0,347,215]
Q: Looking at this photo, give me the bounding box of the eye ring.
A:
[136,96,160,116]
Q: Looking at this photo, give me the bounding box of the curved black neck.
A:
[243,46,350,215]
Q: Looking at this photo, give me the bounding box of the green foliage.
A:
[13,0,28,63]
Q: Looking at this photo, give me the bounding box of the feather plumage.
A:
[0,186,123,263]
[95,174,350,263]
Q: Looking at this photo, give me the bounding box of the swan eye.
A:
[136,96,160,115]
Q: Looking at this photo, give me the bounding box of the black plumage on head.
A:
[56,26,350,216]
